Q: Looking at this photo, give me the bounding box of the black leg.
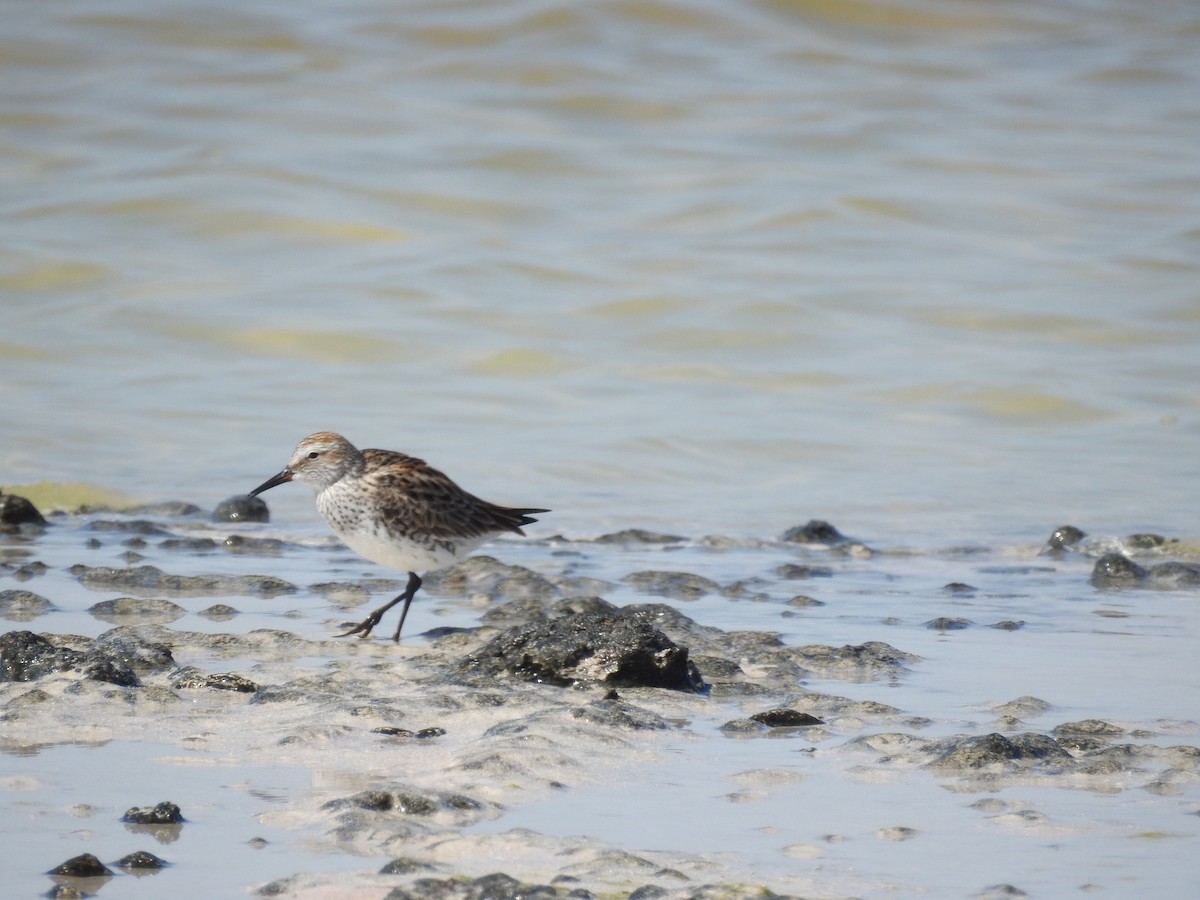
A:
[337,572,422,641]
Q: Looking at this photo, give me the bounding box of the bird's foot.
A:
[336,611,383,639]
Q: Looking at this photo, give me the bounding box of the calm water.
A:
[3,0,1199,895]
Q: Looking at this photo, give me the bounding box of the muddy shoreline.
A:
[3,501,1199,898]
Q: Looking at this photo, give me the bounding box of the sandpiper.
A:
[249,432,548,642]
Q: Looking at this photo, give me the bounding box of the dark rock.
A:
[0,491,46,528]
[0,589,55,620]
[749,709,823,728]
[977,885,1028,898]
[1090,553,1147,587]
[1045,525,1086,550]
[212,495,269,523]
[456,610,706,693]
[924,732,1073,772]
[324,785,481,821]
[781,519,844,544]
[622,570,721,601]
[942,582,976,593]
[199,604,239,620]
[47,852,113,877]
[0,631,85,682]
[593,528,687,544]
[925,617,972,630]
[114,850,168,869]
[628,887,670,900]
[0,630,140,686]
[121,801,184,824]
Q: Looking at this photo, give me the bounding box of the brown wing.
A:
[361,449,548,539]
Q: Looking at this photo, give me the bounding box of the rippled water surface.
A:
[3,0,1199,895]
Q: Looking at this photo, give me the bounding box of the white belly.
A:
[337,525,485,574]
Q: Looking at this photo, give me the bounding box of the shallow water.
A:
[3,0,1199,895]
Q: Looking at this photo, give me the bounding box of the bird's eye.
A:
[307,451,320,460]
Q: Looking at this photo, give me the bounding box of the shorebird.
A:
[249,431,548,641]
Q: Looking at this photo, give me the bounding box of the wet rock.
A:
[70,564,296,597]
[1045,525,1086,552]
[323,784,486,824]
[925,617,972,630]
[1089,554,1200,589]
[381,872,574,900]
[212,494,269,523]
[780,641,920,679]
[0,490,47,528]
[774,563,834,580]
[785,595,825,608]
[10,560,49,581]
[876,826,918,841]
[114,850,168,869]
[309,582,371,605]
[977,885,1028,899]
[942,582,976,594]
[1126,532,1169,549]
[121,801,184,825]
[991,696,1052,718]
[379,857,435,875]
[1146,560,1200,588]
[593,528,687,544]
[0,589,55,621]
[622,570,721,601]
[86,518,172,536]
[373,727,447,739]
[749,709,823,728]
[199,603,239,620]
[222,534,287,554]
[47,852,113,877]
[0,629,143,686]
[781,520,845,544]
[456,610,706,692]
[426,556,559,601]
[125,500,202,517]
[91,628,176,674]
[569,698,670,730]
[991,620,1025,630]
[1090,553,1147,587]
[720,718,767,734]
[158,536,218,553]
[924,732,1074,773]
[1053,719,1125,740]
[170,666,259,692]
[88,597,187,624]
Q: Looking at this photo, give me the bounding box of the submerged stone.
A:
[750,709,823,728]
[924,732,1073,773]
[1090,553,1147,587]
[593,528,687,544]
